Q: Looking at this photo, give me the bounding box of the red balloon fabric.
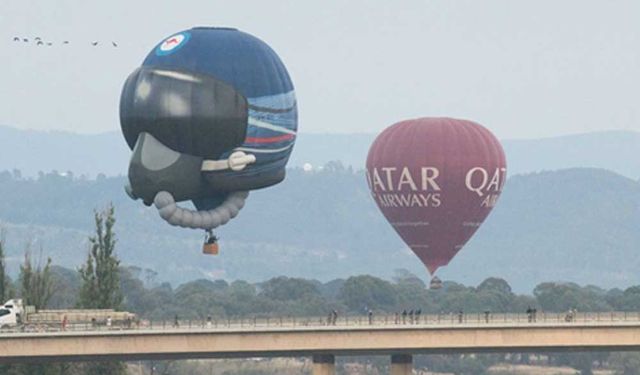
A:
[366,118,507,274]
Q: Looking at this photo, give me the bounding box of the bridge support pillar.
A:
[312,354,335,375]
[391,354,412,375]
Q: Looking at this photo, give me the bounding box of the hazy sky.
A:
[1,1,638,139]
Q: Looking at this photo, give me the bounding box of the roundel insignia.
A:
[155,32,191,56]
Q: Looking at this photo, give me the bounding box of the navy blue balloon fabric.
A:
[142,27,297,172]
[144,27,294,98]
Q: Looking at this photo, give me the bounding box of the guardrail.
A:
[2,311,640,335]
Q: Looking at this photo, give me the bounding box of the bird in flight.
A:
[10,37,121,48]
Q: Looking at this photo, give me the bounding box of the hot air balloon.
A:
[120,27,297,253]
[366,118,506,276]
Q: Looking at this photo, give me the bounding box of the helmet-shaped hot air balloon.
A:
[366,118,506,276]
[120,27,297,253]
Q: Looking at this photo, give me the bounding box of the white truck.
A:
[0,299,136,330]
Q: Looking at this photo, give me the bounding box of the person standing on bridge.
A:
[174,314,180,328]
[368,309,373,325]
[484,310,491,323]
[331,309,338,325]
[402,310,407,324]
[415,309,422,324]
[565,309,573,322]
[458,310,463,324]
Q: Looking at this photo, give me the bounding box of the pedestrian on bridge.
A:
[368,309,373,325]
[458,310,463,324]
[174,314,179,328]
[415,309,422,324]
[331,310,338,325]
[402,310,407,324]
[484,310,491,323]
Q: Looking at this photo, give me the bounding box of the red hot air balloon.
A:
[366,118,507,274]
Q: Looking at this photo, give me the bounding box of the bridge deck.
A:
[1,313,640,363]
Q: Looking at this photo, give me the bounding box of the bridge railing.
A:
[2,311,640,334]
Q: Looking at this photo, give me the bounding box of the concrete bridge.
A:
[2,312,640,375]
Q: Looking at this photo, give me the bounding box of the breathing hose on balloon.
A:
[153,190,249,230]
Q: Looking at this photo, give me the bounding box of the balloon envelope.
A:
[366,118,507,274]
[119,27,297,231]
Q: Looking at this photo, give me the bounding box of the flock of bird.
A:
[12,36,118,47]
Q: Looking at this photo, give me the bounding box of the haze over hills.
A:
[1,125,639,179]
[0,167,638,292]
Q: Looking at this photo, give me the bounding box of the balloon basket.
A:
[429,276,443,290]
[203,242,219,255]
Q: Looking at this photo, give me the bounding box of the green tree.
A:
[0,229,13,302]
[48,266,81,309]
[417,354,494,375]
[533,282,611,312]
[11,249,65,375]
[19,250,54,309]
[611,352,640,375]
[0,231,16,375]
[476,277,515,312]
[77,205,122,309]
[615,287,640,311]
[392,269,426,288]
[260,276,320,301]
[339,275,397,312]
[77,205,126,375]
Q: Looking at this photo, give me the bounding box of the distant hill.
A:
[0,125,130,178]
[293,130,640,180]
[0,167,638,292]
[1,125,639,179]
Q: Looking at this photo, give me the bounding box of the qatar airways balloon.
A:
[366,118,506,274]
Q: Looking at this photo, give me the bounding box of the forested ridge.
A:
[0,166,639,291]
[2,125,640,179]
